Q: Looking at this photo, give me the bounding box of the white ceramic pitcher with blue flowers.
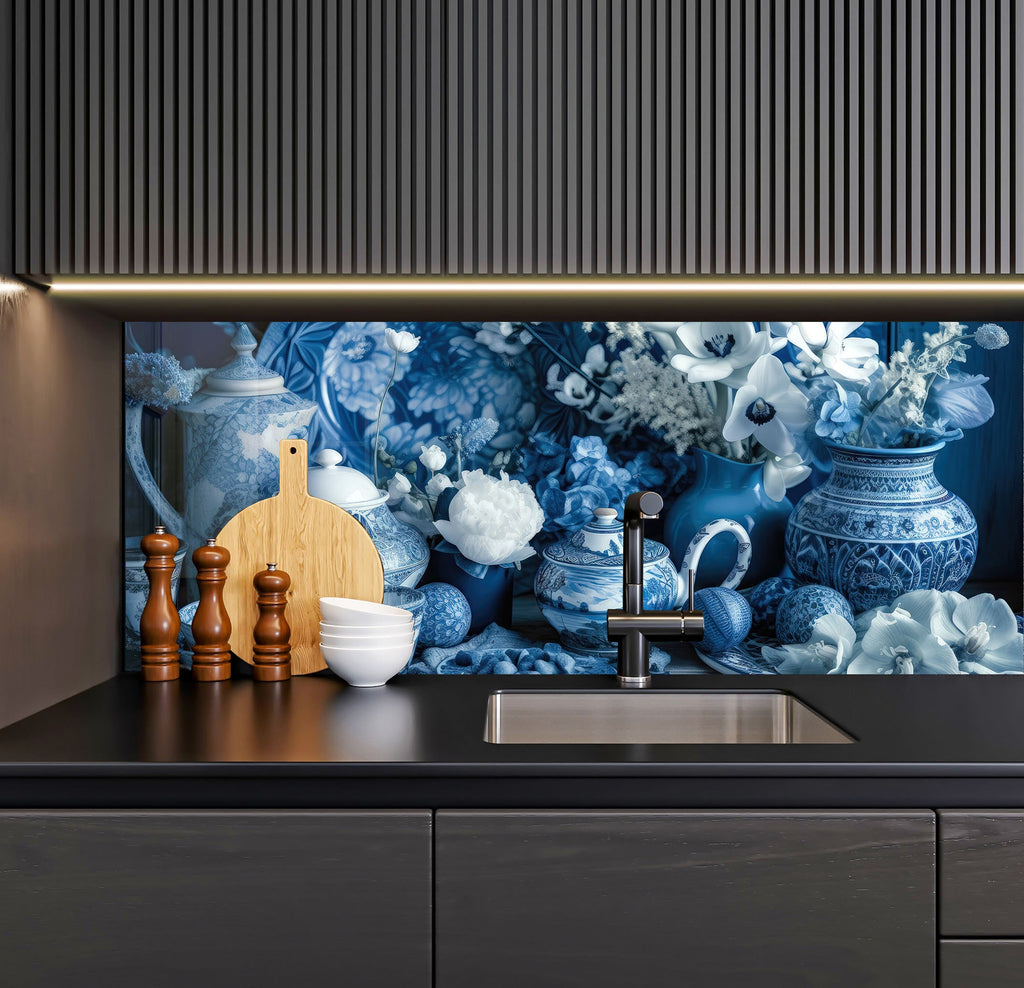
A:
[534,508,752,656]
[126,325,317,550]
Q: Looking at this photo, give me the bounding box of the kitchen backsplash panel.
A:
[124,321,1022,677]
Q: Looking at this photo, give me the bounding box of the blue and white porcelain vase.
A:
[307,449,429,588]
[785,441,978,613]
[430,548,515,635]
[664,448,792,590]
[126,325,317,549]
[534,508,751,656]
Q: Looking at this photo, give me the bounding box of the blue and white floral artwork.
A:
[125,319,1023,675]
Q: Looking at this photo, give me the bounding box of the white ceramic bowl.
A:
[320,618,412,636]
[320,640,415,687]
[320,596,414,627]
[320,629,415,649]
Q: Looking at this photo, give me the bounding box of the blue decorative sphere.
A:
[417,583,472,648]
[694,587,752,653]
[775,584,855,644]
[747,577,800,635]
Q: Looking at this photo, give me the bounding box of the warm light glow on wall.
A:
[46,277,1024,295]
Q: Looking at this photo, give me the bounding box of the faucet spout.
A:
[608,490,704,688]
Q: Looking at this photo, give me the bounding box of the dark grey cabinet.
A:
[435,810,936,988]
[0,811,432,988]
[941,941,1024,988]
[9,0,1020,277]
[940,811,1024,937]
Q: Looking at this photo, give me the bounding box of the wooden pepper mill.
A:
[191,539,232,682]
[252,563,291,681]
[140,525,181,682]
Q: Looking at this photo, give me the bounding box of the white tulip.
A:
[418,444,448,472]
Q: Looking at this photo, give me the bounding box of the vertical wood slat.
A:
[8,0,1021,277]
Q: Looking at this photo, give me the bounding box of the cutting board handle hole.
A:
[289,446,297,454]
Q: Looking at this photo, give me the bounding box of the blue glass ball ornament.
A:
[417,583,472,648]
[775,584,855,644]
[693,587,753,653]
[747,577,800,635]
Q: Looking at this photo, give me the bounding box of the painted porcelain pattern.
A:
[786,442,978,612]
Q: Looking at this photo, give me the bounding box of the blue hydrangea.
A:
[814,382,864,443]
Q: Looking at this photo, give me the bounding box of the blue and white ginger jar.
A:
[785,441,978,613]
[307,449,429,588]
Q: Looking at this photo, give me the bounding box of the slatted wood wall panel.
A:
[11,0,1023,276]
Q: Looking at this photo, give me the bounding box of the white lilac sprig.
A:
[372,327,421,487]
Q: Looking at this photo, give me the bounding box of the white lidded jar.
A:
[307,449,429,588]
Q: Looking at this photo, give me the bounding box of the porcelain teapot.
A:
[126,325,317,550]
[534,508,751,656]
[307,449,430,588]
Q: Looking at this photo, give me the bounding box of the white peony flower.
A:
[384,327,421,353]
[722,355,810,456]
[763,614,858,675]
[762,451,811,502]
[434,470,545,567]
[773,322,880,382]
[670,323,787,388]
[847,607,960,675]
[425,472,453,498]
[386,471,412,505]
[418,444,448,472]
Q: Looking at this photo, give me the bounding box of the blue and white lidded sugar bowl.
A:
[307,449,430,588]
[534,508,751,656]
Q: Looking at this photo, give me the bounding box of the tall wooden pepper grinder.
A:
[191,539,232,682]
[140,525,181,682]
[252,563,291,681]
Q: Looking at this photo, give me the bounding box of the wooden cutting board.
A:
[216,439,385,675]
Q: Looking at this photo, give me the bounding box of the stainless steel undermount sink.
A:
[484,690,854,745]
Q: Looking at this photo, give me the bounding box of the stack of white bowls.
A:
[319,597,417,687]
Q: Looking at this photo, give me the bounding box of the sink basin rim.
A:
[484,689,855,746]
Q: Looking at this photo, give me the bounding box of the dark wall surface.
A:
[0,286,122,727]
[11,0,1023,276]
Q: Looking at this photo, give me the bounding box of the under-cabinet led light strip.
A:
[46,277,1024,295]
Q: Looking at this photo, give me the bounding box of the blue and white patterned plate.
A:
[694,633,779,675]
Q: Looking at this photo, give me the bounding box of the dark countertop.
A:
[0,672,1021,809]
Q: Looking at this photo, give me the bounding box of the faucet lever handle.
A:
[687,569,695,612]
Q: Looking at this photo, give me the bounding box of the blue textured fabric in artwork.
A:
[404,623,672,676]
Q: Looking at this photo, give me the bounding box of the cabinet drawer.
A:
[941,941,1024,987]
[940,812,1024,936]
[437,810,935,988]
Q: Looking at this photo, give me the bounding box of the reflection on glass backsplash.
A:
[124,321,1023,677]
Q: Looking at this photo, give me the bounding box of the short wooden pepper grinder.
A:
[191,539,232,682]
[252,563,291,681]
[140,525,181,682]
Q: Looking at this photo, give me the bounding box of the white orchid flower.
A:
[847,607,960,675]
[722,355,810,456]
[763,614,858,675]
[670,322,787,388]
[384,327,421,353]
[922,592,1024,674]
[773,322,879,382]
[418,444,448,472]
[762,451,811,502]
